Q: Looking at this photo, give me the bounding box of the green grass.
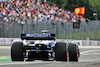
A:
[57,31,100,40]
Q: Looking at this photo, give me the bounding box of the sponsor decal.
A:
[25,33,51,37]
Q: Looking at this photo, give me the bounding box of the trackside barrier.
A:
[0,38,100,46]
[0,38,21,45]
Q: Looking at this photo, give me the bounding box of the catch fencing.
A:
[0,20,100,40]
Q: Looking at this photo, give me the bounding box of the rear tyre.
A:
[68,43,78,62]
[11,42,24,61]
[55,42,67,61]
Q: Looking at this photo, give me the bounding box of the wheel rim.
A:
[76,45,78,62]
[66,44,68,60]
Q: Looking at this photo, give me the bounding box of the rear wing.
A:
[21,33,55,40]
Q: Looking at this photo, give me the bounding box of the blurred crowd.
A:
[0,0,86,25]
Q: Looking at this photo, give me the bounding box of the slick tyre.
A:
[11,42,24,61]
[68,43,78,62]
[55,42,67,61]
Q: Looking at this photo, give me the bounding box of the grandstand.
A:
[0,0,85,23]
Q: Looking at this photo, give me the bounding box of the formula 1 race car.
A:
[11,33,80,62]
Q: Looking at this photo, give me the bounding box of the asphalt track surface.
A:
[0,46,100,67]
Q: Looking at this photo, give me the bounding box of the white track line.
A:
[79,46,100,48]
[80,50,100,55]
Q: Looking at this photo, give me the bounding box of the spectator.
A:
[0,0,85,25]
